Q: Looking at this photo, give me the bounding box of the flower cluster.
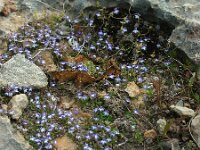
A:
[0,5,188,150]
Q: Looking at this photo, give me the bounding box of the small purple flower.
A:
[104,95,111,100]
[89,20,94,26]
[121,27,128,33]
[103,111,109,116]
[107,43,113,50]
[85,134,91,140]
[115,77,121,83]
[98,31,104,36]
[100,139,107,145]
[96,12,101,17]
[141,45,147,51]
[133,109,139,115]
[134,14,140,19]
[93,134,99,140]
[89,92,97,99]
[108,74,115,79]
[90,44,96,50]
[156,43,161,48]
[113,8,119,14]
[126,65,132,69]
[137,76,144,83]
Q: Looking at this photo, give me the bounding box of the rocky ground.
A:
[0,1,200,150]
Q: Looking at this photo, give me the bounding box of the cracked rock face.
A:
[0,54,48,88]
[0,116,33,150]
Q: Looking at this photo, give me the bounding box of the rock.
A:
[37,51,57,72]
[125,81,141,98]
[8,94,28,120]
[170,105,195,117]
[59,96,75,109]
[158,138,180,150]
[125,81,144,108]
[0,116,32,150]
[0,54,48,88]
[0,11,27,35]
[144,129,157,139]
[157,118,167,134]
[1,0,16,17]
[169,24,200,64]
[138,0,200,65]
[0,0,5,13]
[176,100,184,107]
[54,135,78,150]
[1,104,8,113]
[191,114,200,148]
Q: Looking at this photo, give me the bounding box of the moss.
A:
[83,60,97,75]
[32,10,64,30]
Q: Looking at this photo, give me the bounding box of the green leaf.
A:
[193,93,200,103]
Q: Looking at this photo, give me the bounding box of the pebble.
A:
[170,105,195,117]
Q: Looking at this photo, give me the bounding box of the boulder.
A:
[0,54,48,88]
[0,116,33,150]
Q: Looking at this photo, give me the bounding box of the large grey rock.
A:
[0,54,48,88]
[191,114,200,148]
[147,0,200,64]
[8,94,29,120]
[0,116,32,150]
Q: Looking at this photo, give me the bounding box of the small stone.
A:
[98,91,107,98]
[159,138,180,150]
[59,96,75,109]
[54,135,77,150]
[157,118,167,134]
[176,100,184,107]
[8,94,28,120]
[191,114,200,148]
[38,51,57,72]
[125,81,144,108]
[77,111,92,119]
[170,105,195,117]
[125,81,141,98]
[144,129,157,139]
